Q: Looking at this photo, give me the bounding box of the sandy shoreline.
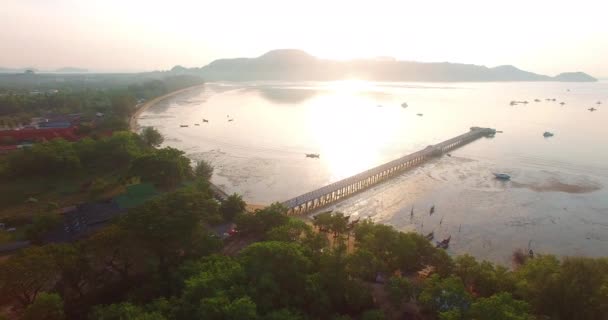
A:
[128,84,268,209]
[129,84,206,133]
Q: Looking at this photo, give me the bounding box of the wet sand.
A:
[137,81,608,265]
[129,84,205,133]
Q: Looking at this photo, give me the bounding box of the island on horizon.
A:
[182,49,597,83]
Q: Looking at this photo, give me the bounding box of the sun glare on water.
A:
[306,80,408,182]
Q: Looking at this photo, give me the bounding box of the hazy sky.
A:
[2,0,607,76]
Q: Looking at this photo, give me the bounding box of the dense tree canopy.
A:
[1,187,607,320]
[140,127,164,148]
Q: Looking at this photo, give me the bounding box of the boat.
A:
[534,99,541,102]
[417,113,423,116]
[228,119,234,122]
[493,173,511,180]
[523,101,529,104]
[377,105,383,108]
[597,101,602,105]
[588,107,597,112]
[560,102,566,106]
[436,235,451,249]
[194,123,200,126]
[425,232,434,241]
[180,125,188,127]
[306,153,320,158]
[203,119,209,123]
[401,102,408,108]
[543,131,554,137]
[510,101,517,106]
[552,98,556,101]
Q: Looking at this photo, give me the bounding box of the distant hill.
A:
[0,67,88,74]
[0,67,38,74]
[553,72,597,82]
[194,49,597,82]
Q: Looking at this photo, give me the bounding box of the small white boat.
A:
[401,102,408,108]
[588,107,597,112]
[543,131,554,137]
[493,173,511,180]
[417,113,423,116]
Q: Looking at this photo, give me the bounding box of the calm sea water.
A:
[138,81,608,265]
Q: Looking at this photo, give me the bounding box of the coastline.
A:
[128,83,268,210]
[129,84,205,133]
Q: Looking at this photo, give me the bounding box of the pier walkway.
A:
[282,127,496,215]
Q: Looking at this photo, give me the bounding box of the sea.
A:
[137,80,608,265]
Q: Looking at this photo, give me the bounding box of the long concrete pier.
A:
[282,127,496,215]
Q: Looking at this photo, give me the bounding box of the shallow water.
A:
[138,80,608,265]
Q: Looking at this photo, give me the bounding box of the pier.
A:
[282,127,496,215]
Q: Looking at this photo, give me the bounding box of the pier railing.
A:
[282,127,495,215]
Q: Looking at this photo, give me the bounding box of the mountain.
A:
[553,72,597,82]
[0,67,38,73]
[195,49,597,82]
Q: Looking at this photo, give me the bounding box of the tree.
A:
[239,241,312,313]
[360,309,386,320]
[263,309,304,320]
[346,249,385,281]
[7,139,81,177]
[98,131,143,167]
[545,257,608,320]
[194,160,214,181]
[23,292,65,320]
[119,189,221,281]
[266,218,313,243]
[46,244,92,299]
[220,193,247,221]
[0,246,58,308]
[385,276,414,308]
[514,255,560,317]
[418,275,471,316]
[86,225,148,283]
[467,292,533,320]
[140,127,164,148]
[25,213,62,244]
[110,94,136,118]
[313,211,349,240]
[453,254,510,297]
[130,147,193,188]
[235,203,289,237]
[90,303,165,320]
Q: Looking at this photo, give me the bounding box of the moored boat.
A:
[493,173,511,180]
[436,235,451,249]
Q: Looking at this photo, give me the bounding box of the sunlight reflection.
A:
[325,79,372,94]
[306,84,407,182]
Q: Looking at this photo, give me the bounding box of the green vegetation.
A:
[1,197,606,319]
[0,75,203,129]
[1,73,606,319]
[141,127,164,147]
